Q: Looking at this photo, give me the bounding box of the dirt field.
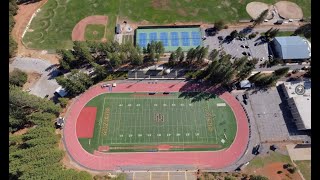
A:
[249,162,302,180]
[23,72,42,90]
[275,1,303,19]
[12,0,59,64]
[72,16,108,41]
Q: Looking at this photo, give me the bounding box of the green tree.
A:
[57,49,76,70]
[110,53,122,68]
[268,28,279,39]
[230,30,238,39]
[9,35,17,58]
[186,48,196,64]
[175,47,183,59]
[58,98,69,108]
[56,70,93,96]
[208,49,219,61]
[214,20,225,31]
[264,28,273,37]
[131,52,143,65]
[155,41,165,55]
[179,52,185,62]
[9,69,28,87]
[168,52,177,66]
[274,67,290,77]
[73,41,93,62]
[253,9,268,27]
[250,175,269,180]
[196,46,209,63]
[295,23,311,39]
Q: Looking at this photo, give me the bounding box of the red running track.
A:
[63,81,249,170]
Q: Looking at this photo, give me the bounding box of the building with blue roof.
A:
[271,36,311,61]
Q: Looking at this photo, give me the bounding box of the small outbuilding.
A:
[239,80,252,89]
[55,86,68,97]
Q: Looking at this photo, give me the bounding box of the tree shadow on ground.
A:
[178,80,225,103]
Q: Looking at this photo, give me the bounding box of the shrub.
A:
[249,175,269,180]
[287,167,297,174]
[58,98,69,108]
[277,171,283,174]
[249,33,257,39]
[9,69,28,87]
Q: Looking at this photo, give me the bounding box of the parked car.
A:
[252,144,261,155]
[243,99,248,105]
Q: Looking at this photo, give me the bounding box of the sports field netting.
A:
[136,27,203,52]
[78,92,237,153]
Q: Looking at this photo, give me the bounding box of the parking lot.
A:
[203,28,269,67]
[243,88,310,143]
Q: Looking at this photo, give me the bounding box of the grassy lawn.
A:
[247,151,292,169]
[84,24,105,41]
[78,92,237,153]
[23,0,310,51]
[276,31,295,37]
[295,160,311,180]
[122,35,134,45]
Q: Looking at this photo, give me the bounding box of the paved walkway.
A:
[63,81,249,171]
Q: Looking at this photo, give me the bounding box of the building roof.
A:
[240,80,251,88]
[55,86,68,97]
[282,81,311,130]
[274,36,311,60]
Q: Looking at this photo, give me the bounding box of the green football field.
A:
[78,92,237,153]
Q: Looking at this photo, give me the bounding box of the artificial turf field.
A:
[23,0,310,51]
[78,92,237,153]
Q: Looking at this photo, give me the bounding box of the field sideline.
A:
[23,0,310,51]
[78,92,237,153]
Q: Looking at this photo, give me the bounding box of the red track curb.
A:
[63,82,249,170]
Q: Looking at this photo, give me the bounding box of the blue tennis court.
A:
[191,32,201,46]
[149,32,157,43]
[136,27,202,52]
[138,33,147,47]
[181,32,190,46]
[160,32,169,46]
[171,32,179,47]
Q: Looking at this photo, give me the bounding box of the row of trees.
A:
[9,72,92,179]
[58,41,145,71]
[196,53,258,85]
[249,67,290,87]
[143,41,165,62]
[9,0,18,58]
[168,46,209,66]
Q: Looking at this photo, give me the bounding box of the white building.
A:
[279,81,311,130]
[271,36,311,61]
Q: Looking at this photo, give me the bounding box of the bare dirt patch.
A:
[246,2,273,20]
[249,162,302,180]
[12,0,59,64]
[23,71,41,90]
[72,16,108,41]
[12,128,30,135]
[151,0,170,10]
[92,31,98,35]
[275,1,303,19]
